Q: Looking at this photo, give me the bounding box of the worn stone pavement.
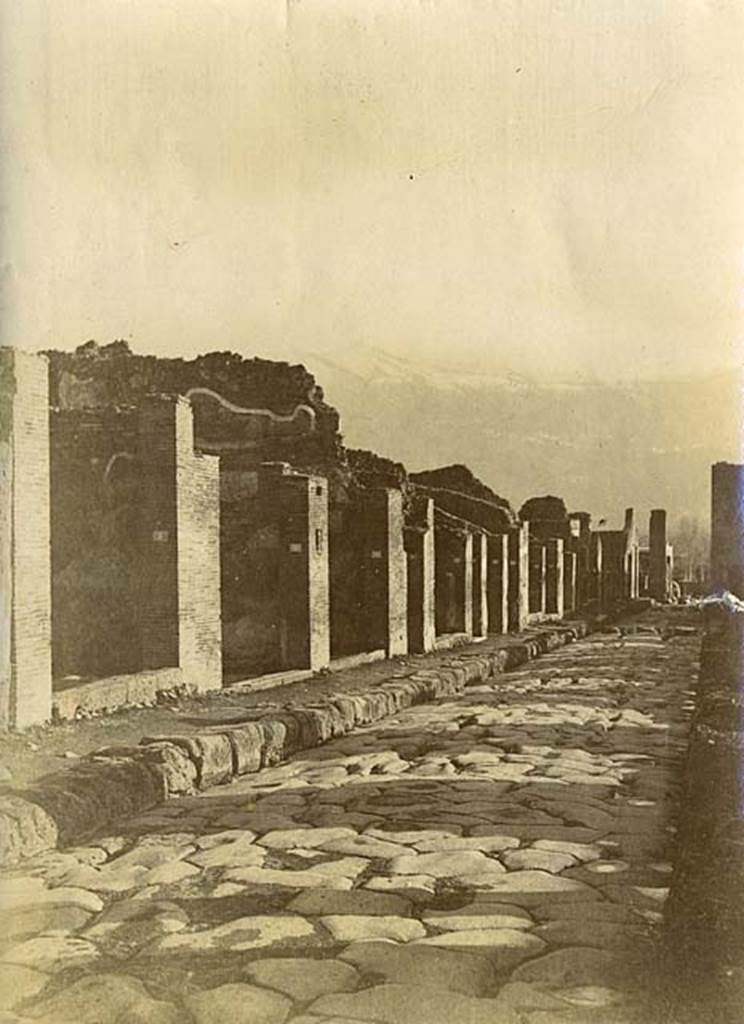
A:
[0,614,699,1024]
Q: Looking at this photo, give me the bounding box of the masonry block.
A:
[487,533,509,634]
[138,397,221,693]
[0,795,58,866]
[227,722,265,774]
[260,463,331,672]
[142,732,233,788]
[259,718,290,765]
[0,349,52,729]
[435,527,473,636]
[545,538,565,617]
[471,531,488,637]
[508,522,529,631]
[361,489,408,656]
[405,498,436,653]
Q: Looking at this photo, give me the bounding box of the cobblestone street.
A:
[1,615,699,1024]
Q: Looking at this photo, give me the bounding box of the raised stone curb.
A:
[663,608,744,1022]
[0,620,592,867]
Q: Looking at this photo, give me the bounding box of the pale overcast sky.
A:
[1,0,743,382]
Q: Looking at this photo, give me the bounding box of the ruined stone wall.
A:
[46,341,343,476]
[519,495,569,540]
[410,465,515,532]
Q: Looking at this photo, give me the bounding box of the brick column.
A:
[487,533,509,634]
[471,531,488,637]
[649,508,668,602]
[563,549,577,613]
[139,396,221,692]
[508,522,529,631]
[405,498,436,654]
[711,463,744,597]
[624,507,640,599]
[0,349,51,728]
[590,531,604,606]
[545,538,565,617]
[435,526,473,636]
[361,489,408,656]
[529,539,547,615]
[260,463,330,672]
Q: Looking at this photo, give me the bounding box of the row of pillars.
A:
[1,347,586,730]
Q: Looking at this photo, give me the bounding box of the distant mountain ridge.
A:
[308,347,739,527]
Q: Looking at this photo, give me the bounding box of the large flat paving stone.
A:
[423,901,534,931]
[287,889,413,917]
[511,946,623,987]
[223,867,355,891]
[413,927,546,969]
[338,941,497,996]
[187,835,265,869]
[388,850,505,878]
[184,983,291,1024]
[1,935,99,973]
[308,982,505,1024]
[157,914,316,952]
[257,828,356,850]
[22,973,181,1024]
[244,957,359,1001]
[458,869,600,901]
[0,964,48,1012]
[321,915,426,943]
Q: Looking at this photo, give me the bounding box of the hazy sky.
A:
[2,0,743,382]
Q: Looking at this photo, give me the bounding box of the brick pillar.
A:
[471,531,488,637]
[507,522,529,631]
[546,538,565,617]
[139,396,221,692]
[711,463,744,597]
[563,549,577,613]
[590,532,604,606]
[529,539,547,615]
[405,498,436,654]
[624,507,640,599]
[361,489,408,656]
[0,349,51,728]
[649,508,668,602]
[260,463,331,672]
[487,533,509,634]
[435,527,473,635]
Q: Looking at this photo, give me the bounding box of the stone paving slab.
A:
[0,623,590,866]
[0,610,700,1023]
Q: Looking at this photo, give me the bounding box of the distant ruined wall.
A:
[519,495,569,540]
[410,465,515,527]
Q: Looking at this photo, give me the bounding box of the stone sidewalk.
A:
[0,614,699,1024]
